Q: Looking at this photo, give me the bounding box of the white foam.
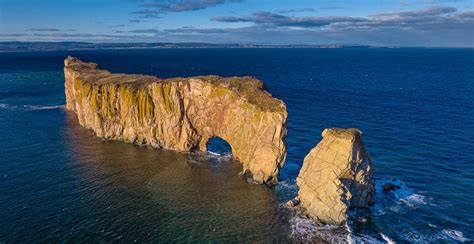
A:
[23,104,65,110]
[442,229,469,242]
[0,103,65,111]
[207,150,221,156]
[399,193,427,208]
[287,214,385,243]
[380,233,395,244]
[375,178,428,210]
[278,180,298,191]
[0,103,16,110]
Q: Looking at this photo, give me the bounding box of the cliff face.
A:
[64,56,287,184]
[296,128,375,225]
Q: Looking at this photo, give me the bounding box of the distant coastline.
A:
[0,41,393,52]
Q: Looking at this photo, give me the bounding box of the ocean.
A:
[0,48,473,242]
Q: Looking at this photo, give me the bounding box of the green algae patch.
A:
[116,85,154,124]
[137,87,154,122]
[209,86,229,98]
[99,84,118,120]
[153,82,173,112]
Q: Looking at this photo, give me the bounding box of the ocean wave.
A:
[380,233,395,244]
[23,105,65,110]
[374,178,428,213]
[288,213,387,243]
[283,178,433,242]
[207,150,221,156]
[441,229,470,242]
[187,151,233,166]
[276,180,299,202]
[288,213,346,242]
[277,179,298,192]
[0,103,17,110]
[0,103,65,111]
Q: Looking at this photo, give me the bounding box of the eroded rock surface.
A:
[296,128,375,225]
[64,56,287,184]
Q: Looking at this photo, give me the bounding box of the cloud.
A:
[139,0,241,12]
[27,28,77,32]
[1,32,155,42]
[176,6,474,46]
[370,6,456,19]
[320,6,345,10]
[212,11,366,27]
[108,24,127,28]
[211,6,473,31]
[4,5,473,47]
[276,8,315,14]
[132,9,161,18]
[0,33,29,37]
[116,28,162,33]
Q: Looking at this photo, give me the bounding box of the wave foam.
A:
[23,105,65,110]
[441,229,470,242]
[287,212,386,243]
[380,233,395,244]
[0,103,65,111]
[0,103,16,110]
[375,178,428,213]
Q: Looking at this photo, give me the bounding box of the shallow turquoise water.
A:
[0,48,473,242]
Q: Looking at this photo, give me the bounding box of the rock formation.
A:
[64,56,287,184]
[295,128,375,225]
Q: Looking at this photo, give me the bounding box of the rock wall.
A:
[64,56,287,184]
[296,128,375,225]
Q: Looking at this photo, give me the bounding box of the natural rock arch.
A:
[64,57,287,184]
[204,136,232,155]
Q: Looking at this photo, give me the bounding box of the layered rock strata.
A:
[296,128,375,225]
[64,56,287,184]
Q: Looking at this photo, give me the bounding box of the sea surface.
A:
[0,48,473,242]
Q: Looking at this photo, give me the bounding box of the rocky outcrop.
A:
[296,128,375,225]
[64,56,287,184]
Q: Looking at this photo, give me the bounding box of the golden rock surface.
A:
[296,128,375,225]
[64,56,287,184]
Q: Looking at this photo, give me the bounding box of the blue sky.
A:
[0,0,473,46]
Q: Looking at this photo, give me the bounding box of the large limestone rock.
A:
[296,128,375,225]
[64,56,287,184]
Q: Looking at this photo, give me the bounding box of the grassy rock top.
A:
[65,56,285,112]
[321,128,362,140]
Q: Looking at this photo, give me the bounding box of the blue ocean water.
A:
[0,48,473,242]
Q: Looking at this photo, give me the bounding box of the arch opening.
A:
[206,136,232,156]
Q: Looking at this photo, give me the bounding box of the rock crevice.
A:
[64,56,287,184]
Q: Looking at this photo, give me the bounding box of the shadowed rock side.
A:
[64,56,287,184]
[295,128,375,225]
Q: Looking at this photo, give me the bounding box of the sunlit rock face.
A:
[64,57,287,184]
[296,128,375,225]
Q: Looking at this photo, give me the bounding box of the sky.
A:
[0,0,473,46]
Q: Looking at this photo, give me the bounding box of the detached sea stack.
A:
[295,128,375,225]
[64,57,287,184]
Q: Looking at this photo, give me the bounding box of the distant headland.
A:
[1,41,378,52]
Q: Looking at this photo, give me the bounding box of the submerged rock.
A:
[64,56,287,184]
[383,182,401,192]
[296,128,375,225]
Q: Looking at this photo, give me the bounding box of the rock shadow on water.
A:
[62,111,291,242]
